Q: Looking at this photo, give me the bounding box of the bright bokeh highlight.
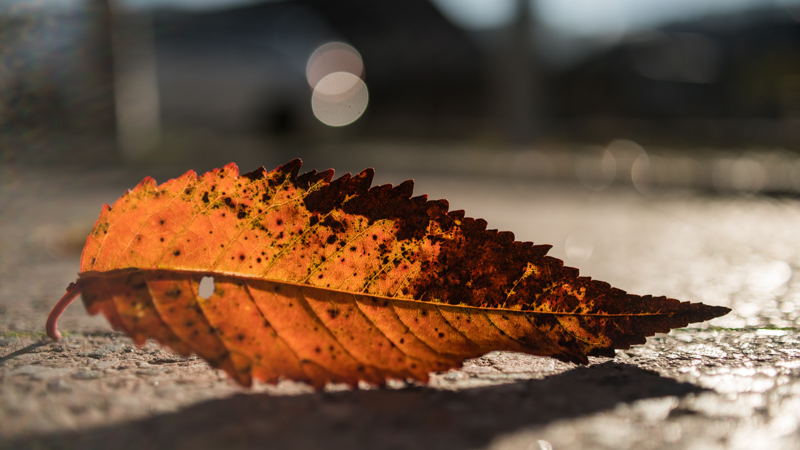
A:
[306,42,364,89]
[311,72,368,127]
[307,42,368,127]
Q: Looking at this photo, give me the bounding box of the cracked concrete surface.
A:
[2,156,799,449]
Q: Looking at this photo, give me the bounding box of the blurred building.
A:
[3,0,800,165]
[150,0,800,147]
[0,0,116,162]
[552,7,800,147]
[152,0,487,139]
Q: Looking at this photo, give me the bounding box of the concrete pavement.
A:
[2,155,798,449]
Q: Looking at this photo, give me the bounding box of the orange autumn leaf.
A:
[46,160,729,387]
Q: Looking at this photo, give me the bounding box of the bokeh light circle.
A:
[306,42,364,89]
[311,72,369,127]
[575,146,617,191]
[565,232,594,263]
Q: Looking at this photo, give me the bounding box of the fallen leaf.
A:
[47,160,729,387]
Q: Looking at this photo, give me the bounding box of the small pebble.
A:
[72,370,102,380]
[80,344,126,359]
[93,361,117,370]
[8,365,46,377]
[136,367,166,376]
[31,368,74,381]
[46,379,73,393]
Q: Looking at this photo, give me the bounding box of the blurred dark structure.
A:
[0,0,116,163]
[151,1,800,147]
[153,0,487,138]
[3,0,800,165]
[552,8,800,147]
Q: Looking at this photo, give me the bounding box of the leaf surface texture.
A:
[48,160,729,387]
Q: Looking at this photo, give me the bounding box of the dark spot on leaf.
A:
[173,250,181,256]
[321,215,345,233]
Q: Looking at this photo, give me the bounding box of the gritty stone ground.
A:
[3,150,800,450]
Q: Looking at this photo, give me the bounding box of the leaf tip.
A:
[320,168,335,182]
[699,304,732,321]
[135,176,157,190]
[280,159,304,177]
[355,167,375,185]
[395,179,414,198]
[223,162,240,177]
[241,167,267,180]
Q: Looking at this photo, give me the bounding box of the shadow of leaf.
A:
[7,362,703,450]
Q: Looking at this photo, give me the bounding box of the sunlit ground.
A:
[3,138,800,449]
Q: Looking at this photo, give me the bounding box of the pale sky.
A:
[12,0,800,36]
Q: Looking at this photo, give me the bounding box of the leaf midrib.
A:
[77,268,693,318]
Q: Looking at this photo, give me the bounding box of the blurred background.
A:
[4,0,800,334]
[3,0,800,181]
